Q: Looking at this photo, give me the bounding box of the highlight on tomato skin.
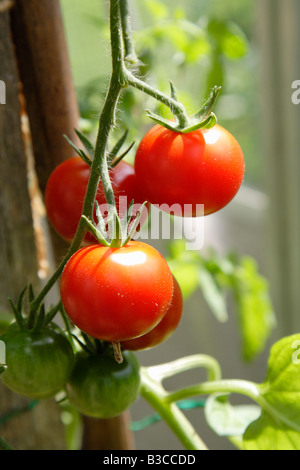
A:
[60,240,175,343]
[134,123,245,217]
[44,157,149,243]
[121,275,183,351]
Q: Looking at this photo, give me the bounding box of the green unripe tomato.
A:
[0,322,74,399]
[65,348,141,418]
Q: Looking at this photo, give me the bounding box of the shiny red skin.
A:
[134,124,245,217]
[121,276,183,351]
[44,157,149,243]
[60,241,174,342]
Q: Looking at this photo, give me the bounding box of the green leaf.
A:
[166,241,273,360]
[8,298,25,331]
[167,239,187,259]
[181,112,217,133]
[233,257,276,361]
[108,129,129,164]
[262,334,300,417]
[156,23,189,52]
[110,141,135,168]
[244,411,300,450]
[32,304,45,332]
[194,86,221,120]
[197,266,228,323]
[184,36,211,63]
[94,201,108,237]
[205,394,261,438]
[223,33,248,60]
[43,302,61,328]
[244,334,300,450]
[207,19,248,60]
[74,129,95,159]
[17,286,28,313]
[63,135,91,166]
[144,0,169,21]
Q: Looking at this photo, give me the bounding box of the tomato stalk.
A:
[166,379,262,405]
[139,355,222,450]
[140,368,208,451]
[139,355,266,450]
[138,354,220,450]
[119,0,138,64]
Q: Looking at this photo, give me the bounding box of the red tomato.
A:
[121,276,183,351]
[134,124,245,217]
[44,157,148,243]
[60,241,174,342]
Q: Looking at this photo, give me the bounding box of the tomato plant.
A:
[0,322,74,399]
[44,157,148,243]
[65,347,141,418]
[134,123,245,216]
[60,241,174,342]
[122,275,183,351]
[2,0,291,452]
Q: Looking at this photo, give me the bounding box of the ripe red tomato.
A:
[134,124,245,217]
[121,275,183,351]
[60,241,174,342]
[44,157,148,243]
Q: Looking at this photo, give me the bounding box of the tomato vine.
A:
[1,0,298,452]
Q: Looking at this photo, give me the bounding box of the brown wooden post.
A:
[9,0,136,450]
[81,412,135,451]
[0,3,66,450]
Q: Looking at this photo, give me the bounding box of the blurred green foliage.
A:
[167,239,276,362]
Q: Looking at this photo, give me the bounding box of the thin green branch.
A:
[119,0,138,63]
[124,70,189,128]
[146,354,222,383]
[140,367,209,450]
[166,379,261,405]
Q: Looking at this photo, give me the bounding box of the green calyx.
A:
[64,127,135,169]
[65,126,143,249]
[145,85,221,134]
[71,330,124,365]
[8,285,62,334]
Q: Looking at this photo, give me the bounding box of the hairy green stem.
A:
[140,368,208,450]
[119,0,138,63]
[166,379,262,405]
[125,70,189,128]
[145,354,222,383]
